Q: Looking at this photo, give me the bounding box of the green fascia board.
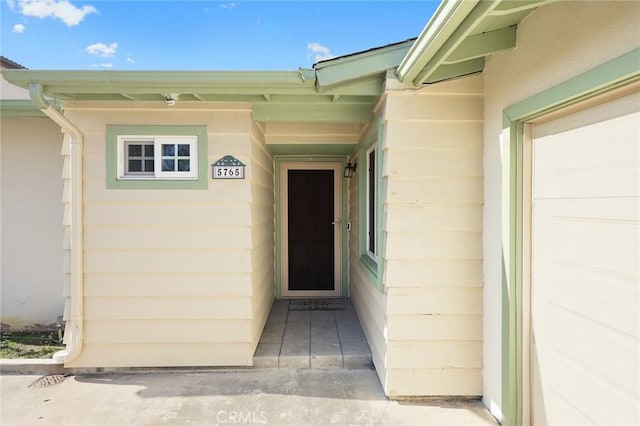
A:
[1,69,313,88]
[267,144,358,156]
[444,26,516,64]
[0,99,47,117]
[315,40,415,88]
[397,0,481,84]
[500,48,639,426]
[1,68,385,98]
[424,57,485,84]
[1,69,316,95]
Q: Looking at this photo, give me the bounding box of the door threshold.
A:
[288,299,345,311]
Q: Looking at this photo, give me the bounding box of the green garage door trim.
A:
[501,47,640,426]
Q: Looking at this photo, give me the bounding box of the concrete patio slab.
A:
[0,370,499,426]
[254,299,373,369]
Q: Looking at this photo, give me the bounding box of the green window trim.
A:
[357,117,385,291]
[106,125,208,190]
[501,48,640,426]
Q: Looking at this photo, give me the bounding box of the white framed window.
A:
[366,145,377,259]
[116,135,198,180]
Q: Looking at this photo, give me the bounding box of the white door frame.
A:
[280,161,342,298]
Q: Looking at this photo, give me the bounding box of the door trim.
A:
[275,157,348,299]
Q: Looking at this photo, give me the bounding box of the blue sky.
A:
[1,0,440,70]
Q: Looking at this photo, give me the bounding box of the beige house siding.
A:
[0,116,65,329]
[64,103,258,367]
[348,162,388,388]
[382,75,484,396]
[264,122,361,146]
[249,121,274,349]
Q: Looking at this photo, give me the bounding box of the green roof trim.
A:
[0,37,422,125]
[398,0,552,85]
[1,59,391,123]
[0,99,61,117]
[397,0,480,84]
[315,39,414,89]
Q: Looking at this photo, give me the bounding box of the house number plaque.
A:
[212,155,245,180]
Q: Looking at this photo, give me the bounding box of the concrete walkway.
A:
[0,369,499,425]
[254,299,372,369]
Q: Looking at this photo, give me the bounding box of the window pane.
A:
[128,159,142,172]
[144,159,154,172]
[178,159,190,171]
[144,144,154,157]
[368,149,376,254]
[162,159,175,171]
[162,144,175,156]
[177,144,190,156]
[128,144,142,157]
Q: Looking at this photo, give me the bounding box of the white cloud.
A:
[307,42,335,63]
[86,42,117,58]
[126,56,135,64]
[13,0,97,27]
[219,2,236,9]
[12,24,26,33]
[91,63,113,68]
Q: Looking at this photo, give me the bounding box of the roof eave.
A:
[1,69,317,95]
[314,39,415,90]
[398,0,552,86]
[397,0,481,85]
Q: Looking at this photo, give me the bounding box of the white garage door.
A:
[530,91,639,425]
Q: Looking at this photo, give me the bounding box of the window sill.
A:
[359,254,378,279]
[107,178,207,190]
[117,176,198,181]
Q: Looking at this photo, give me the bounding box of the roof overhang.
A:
[398,0,555,85]
[2,42,418,124]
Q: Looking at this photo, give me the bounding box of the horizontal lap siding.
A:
[382,76,484,396]
[348,162,388,387]
[64,105,255,367]
[264,122,362,144]
[78,343,252,367]
[250,121,275,351]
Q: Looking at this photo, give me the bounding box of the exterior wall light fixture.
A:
[165,93,179,107]
[343,161,357,178]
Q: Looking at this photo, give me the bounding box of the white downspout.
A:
[29,83,84,364]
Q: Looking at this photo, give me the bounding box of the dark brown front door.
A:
[287,169,335,291]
